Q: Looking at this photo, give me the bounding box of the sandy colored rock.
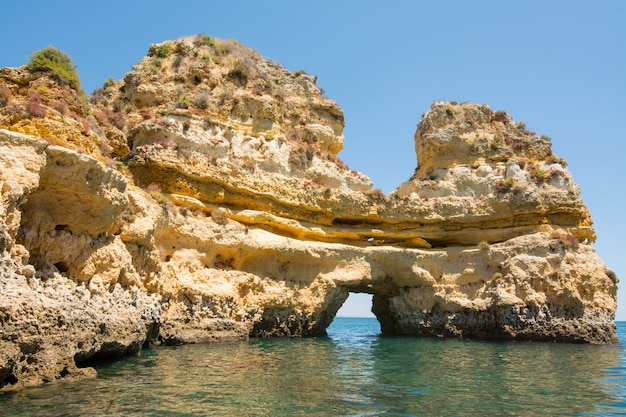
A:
[0,36,618,391]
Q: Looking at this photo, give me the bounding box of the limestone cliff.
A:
[0,35,618,391]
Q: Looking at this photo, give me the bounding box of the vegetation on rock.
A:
[26,47,82,90]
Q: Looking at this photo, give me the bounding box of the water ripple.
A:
[1,319,625,416]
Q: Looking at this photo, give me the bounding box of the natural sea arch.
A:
[313,284,402,337]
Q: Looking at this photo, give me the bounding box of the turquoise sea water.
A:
[1,319,625,416]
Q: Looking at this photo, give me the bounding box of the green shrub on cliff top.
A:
[26,47,82,90]
[154,43,173,58]
[194,33,215,47]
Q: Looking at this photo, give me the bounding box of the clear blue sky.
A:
[1,1,624,320]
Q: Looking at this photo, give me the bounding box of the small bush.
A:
[0,86,11,107]
[90,87,105,104]
[491,134,504,150]
[174,95,190,109]
[526,162,550,185]
[193,89,210,109]
[550,231,580,252]
[228,66,248,85]
[26,91,47,118]
[289,145,315,171]
[200,53,213,65]
[508,136,531,152]
[151,58,164,73]
[109,110,127,130]
[195,33,215,47]
[211,207,228,225]
[80,118,91,134]
[26,46,82,90]
[146,183,166,203]
[218,89,234,105]
[534,167,548,183]
[93,109,112,127]
[495,177,514,193]
[103,77,115,89]
[51,100,67,115]
[26,100,47,118]
[492,110,508,124]
[77,93,90,116]
[154,43,173,59]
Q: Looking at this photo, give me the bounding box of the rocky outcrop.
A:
[0,35,618,391]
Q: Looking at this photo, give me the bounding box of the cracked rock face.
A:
[0,36,618,391]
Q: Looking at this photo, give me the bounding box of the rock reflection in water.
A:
[0,319,623,416]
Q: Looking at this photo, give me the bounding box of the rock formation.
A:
[0,35,618,390]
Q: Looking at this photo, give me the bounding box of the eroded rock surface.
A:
[0,35,618,390]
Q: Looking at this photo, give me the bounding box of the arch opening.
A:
[326,291,381,337]
[336,292,375,319]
